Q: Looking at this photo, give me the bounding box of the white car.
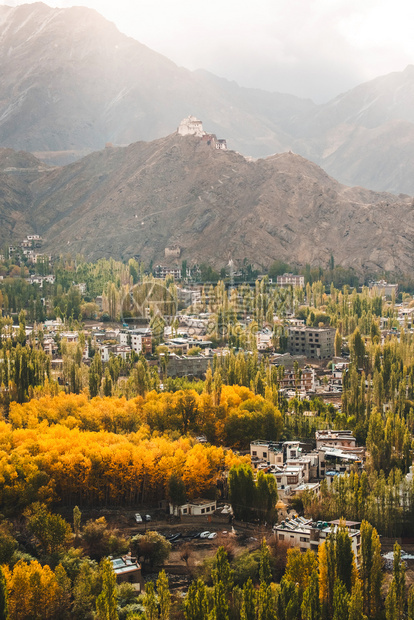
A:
[135,513,143,523]
[208,532,217,539]
[200,531,211,538]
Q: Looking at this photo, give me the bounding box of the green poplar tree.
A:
[185,579,208,620]
[157,570,170,620]
[241,578,256,620]
[259,539,272,586]
[0,566,8,620]
[73,506,81,538]
[348,579,366,620]
[336,524,354,593]
[407,585,414,620]
[332,580,349,620]
[301,570,320,620]
[211,580,228,620]
[212,547,233,595]
[95,558,118,620]
[143,582,158,620]
[385,582,398,620]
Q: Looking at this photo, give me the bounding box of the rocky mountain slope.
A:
[3,4,414,194]
[1,134,413,274]
[0,3,313,164]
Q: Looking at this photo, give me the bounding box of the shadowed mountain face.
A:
[1,134,413,274]
[2,4,414,194]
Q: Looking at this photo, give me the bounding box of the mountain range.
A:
[2,3,414,194]
[1,133,413,273]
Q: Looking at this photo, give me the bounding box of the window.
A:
[279,534,285,540]
[183,508,187,514]
[262,452,267,458]
[300,537,309,542]
[252,451,257,456]
[201,508,205,514]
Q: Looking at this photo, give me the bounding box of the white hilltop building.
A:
[177,116,228,150]
[178,116,205,137]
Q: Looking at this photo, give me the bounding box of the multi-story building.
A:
[163,352,212,379]
[119,328,152,354]
[279,367,316,391]
[277,274,305,288]
[368,280,398,299]
[287,327,335,359]
[274,517,361,564]
[250,440,284,468]
[154,265,182,280]
[315,430,356,449]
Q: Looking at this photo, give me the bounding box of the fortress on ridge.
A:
[177,116,227,150]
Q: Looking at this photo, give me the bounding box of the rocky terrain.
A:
[3,4,414,193]
[1,134,413,274]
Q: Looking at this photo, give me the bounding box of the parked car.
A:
[134,513,143,523]
[169,533,182,542]
[208,532,217,539]
[200,531,211,538]
[143,514,152,522]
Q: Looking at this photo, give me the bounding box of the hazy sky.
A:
[3,0,414,102]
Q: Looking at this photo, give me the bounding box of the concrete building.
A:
[279,367,316,391]
[170,498,217,516]
[368,280,398,299]
[274,517,361,564]
[163,352,212,379]
[277,274,305,288]
[250,440,284,468]
[119,328,152,355]
[111,555,143,591]
[287,327,335,359]
[154,265,182,280]
[315,430,356,449]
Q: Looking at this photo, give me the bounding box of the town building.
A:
[162,352,212,379]
[277,274,305,288]
[315,430,356,450]
[368,280,398,299]
[169,498,217,517]
[119,328,152,355]
[279,367,316,392]
[250,440,284,468]
[287,327,335,359]
[154,265,182,280]
[273,517,361,564]
[110,555,143,591]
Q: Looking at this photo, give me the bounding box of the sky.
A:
[3,0,414,102]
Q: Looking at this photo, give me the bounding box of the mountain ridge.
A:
[1,133,413,274]
[4,3,414,193]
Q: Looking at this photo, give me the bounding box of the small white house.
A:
[169,498,217,516]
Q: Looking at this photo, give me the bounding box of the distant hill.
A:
[2,4,414,193]
[0,3,313,163]
[1,134,414,274]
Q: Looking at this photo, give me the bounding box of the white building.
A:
[250,440,284,468]
[169,498,217,516]
[177,116,205,137]
[274,516,361,564]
